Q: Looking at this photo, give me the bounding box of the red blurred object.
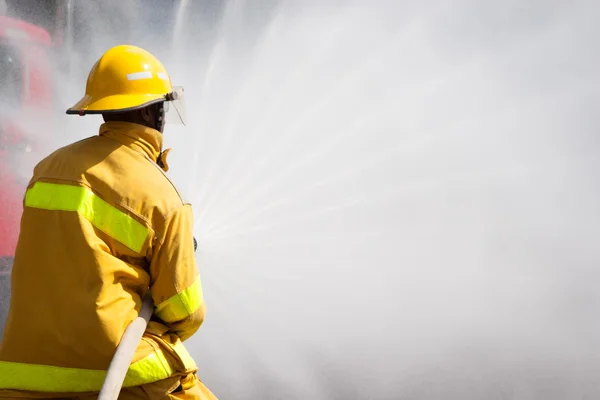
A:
[0,15,52,267]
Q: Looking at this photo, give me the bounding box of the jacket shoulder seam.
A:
[142,154,185,205]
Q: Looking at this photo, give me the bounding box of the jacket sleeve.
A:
[149,203,205,341]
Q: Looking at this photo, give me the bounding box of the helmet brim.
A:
[66,93,167,115]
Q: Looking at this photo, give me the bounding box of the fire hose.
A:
[98,291,154,400]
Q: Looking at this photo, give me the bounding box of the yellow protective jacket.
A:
[0,122,205,394]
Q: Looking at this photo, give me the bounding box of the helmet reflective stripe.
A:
[127,71,153,81]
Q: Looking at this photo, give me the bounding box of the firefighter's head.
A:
[66,45,186,133]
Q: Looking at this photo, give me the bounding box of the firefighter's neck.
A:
[102,107,163,133]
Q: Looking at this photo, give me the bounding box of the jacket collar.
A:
[99,121,162,162]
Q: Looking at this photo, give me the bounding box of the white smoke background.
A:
[4,0,600,398]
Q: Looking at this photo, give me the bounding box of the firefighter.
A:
[0,45,217,400]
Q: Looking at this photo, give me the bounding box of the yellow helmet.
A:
[67,45,186,123]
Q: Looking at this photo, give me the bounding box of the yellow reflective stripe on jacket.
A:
[123,349,172,387]
[25,181,149,253]
[0,361,105,392]
[0,352,172,392]
[155,277,203,323]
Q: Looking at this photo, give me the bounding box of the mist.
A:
[4,0,600,398]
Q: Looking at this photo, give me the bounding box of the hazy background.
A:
[3,0,600,398]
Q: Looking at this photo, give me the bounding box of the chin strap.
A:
[156,148,171,172]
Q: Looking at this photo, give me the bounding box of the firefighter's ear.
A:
[140,106,153,124]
